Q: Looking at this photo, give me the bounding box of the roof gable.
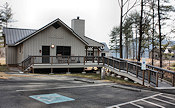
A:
[4,18,89,46]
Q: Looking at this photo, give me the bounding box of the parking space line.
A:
[16,83,113,92]
[106,93,163,108]
[159,94,175,101]
[152,97,175,106]
[141,99,165,108]
[130,102,144,108]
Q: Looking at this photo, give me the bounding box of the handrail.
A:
[104,56,175,87]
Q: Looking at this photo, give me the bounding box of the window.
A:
[88,51,93,56]
[101,53,106,57]
[56,46,71,56]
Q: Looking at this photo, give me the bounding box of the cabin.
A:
[3,17,107,72]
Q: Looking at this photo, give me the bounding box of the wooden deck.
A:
[32,62,103,69]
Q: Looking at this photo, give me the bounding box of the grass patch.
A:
[56,73,141,86]
[0,65,10,72]
[171,63,175,67]
[57,73,101,80]
[169,67,175,71]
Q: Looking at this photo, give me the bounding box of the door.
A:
[42,46,50,63]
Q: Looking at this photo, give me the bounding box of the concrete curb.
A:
[74,79,95,83]
[112,85,141,92]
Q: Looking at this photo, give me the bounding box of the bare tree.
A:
[138,0,143,61]
[118,0,139,58]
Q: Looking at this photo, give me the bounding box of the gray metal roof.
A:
[3,28,36,45]
[82,36,104,47]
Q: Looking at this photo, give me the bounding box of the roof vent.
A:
[77,16,80,19]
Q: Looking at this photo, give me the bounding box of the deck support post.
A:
[50,68,53,74]
[103,57,104,66]
[148,70,151,83]
[84,56,85,65]
[85,46,88,62]
[31,67,34,74]
[126,62,128,73]
[142,70,145,86]
[119,62,121,72]
[97,47,100,57]
[51,57,53,64]
[68,56,69,65]
[113,59,114,69]
[172,74,174,87]
[156,72,159,87]
[136,64,138,78]
[93,47,94,63]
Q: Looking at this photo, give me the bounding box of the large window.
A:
[56,46,71,56]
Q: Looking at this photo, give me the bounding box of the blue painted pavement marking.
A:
[29,93,75,104]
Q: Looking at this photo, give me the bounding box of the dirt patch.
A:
[0,58,5,65]
[0,72,45,79]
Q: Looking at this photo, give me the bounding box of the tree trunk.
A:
[152,0,155,66]
[138,0,143,61]
[158,0,162,67]
[120,0,123,58]
[133,33,135,60]
[126,41,128,59]
[136,25,138,60]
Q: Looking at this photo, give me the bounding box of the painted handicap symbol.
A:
[29,93,75,104]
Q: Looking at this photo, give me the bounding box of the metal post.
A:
[142,70,145,86]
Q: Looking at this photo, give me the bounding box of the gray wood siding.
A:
[17,44,24,64]
[21,24,86,63]
[6,46,17,64]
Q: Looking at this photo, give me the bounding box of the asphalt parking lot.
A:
[0,73,175,108]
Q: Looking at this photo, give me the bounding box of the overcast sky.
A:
[1,0,122,46]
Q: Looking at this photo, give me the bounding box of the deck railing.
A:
[104,57,175,87]
[21,56,103,71]
[21,56,175,87]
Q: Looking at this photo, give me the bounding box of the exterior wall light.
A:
[51,44,55,48]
